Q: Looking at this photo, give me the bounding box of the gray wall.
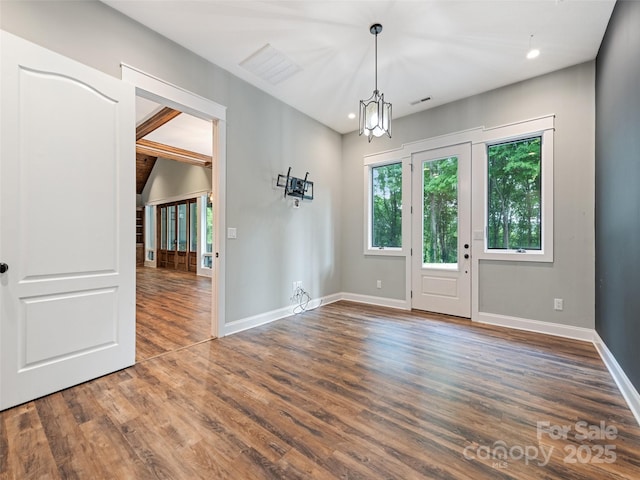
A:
[595,0,640,390]
[142,158,212,204]
[342,62,596,328]
[0,0,343,323]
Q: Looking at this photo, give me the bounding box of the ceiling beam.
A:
[136,139,212,167]
[136,107,181,141]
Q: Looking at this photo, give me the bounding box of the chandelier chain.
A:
[374,30,378,92]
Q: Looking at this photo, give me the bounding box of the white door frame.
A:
[121,64,226,338]
[410,143,472,317]
[403,129,485,316]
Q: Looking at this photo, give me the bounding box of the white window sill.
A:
[365,247,405,257]
[481,249,553,263]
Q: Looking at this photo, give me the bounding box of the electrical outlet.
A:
[554,298,564,311]
[376,280,382,289]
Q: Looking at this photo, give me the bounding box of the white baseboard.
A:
[593,333,640,426]
[476,312,640,426]
[475,311,595,342]
[223,305,290,336]
[223,292,342,336]
[340,292,410,310]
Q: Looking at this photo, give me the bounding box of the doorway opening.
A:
[134,97,214,361]
[123,63,227,360]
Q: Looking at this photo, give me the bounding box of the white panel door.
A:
[0,32,135,410]
[412,144,471,318]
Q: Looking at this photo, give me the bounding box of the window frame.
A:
[201,194,214,270]
[363,154,411,256]
[477,117,554,262]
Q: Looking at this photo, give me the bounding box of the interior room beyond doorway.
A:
[135,95,215,361]
[136,267,211,362]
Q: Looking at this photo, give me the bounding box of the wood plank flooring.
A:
[2,301,639,479]
[136,267,212,361]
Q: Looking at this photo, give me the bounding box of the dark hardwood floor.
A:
[1,301,639,479]
[136,266,212,361]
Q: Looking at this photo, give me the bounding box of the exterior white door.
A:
[411,143,472,318]
[0,32,136,410]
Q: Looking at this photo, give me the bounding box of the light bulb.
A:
[527,48,540,60]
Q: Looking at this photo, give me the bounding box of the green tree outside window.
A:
[372,163,402,248]
[422,157,458,264]
[487,137,542,250]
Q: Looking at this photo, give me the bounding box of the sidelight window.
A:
[487,136,542,251]
[480,116,554,262]
[370,162,402,249]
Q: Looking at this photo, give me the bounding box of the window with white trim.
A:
[371,162,402,249]
[364,156,409,256]
[480,118,554,262]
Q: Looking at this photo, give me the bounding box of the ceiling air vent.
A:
[240,43,302,85]
[409,96,432,106]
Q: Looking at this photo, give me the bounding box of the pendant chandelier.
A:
[359,23,392,142]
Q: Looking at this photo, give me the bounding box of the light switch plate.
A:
[227,227,237,239]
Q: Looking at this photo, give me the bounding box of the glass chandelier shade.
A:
[359,23,392,142]
[359,90,392,141]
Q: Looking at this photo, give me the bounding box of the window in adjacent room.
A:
[202,195,214,268]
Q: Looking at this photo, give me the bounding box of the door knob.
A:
[464,254,469,259]
[464,244,469,249]
[0,263,8,274]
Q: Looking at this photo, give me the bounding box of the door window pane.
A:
[205,197,213,255]
[487,136,541,250]
[422,157,458,264]
[177,204,187,252]
[202,196,214,269]
[190,202,198,253]
[160,207,167,251]
[167,205,176,250]
[371,162,402,248]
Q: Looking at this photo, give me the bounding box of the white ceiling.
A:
[107,0,615,134]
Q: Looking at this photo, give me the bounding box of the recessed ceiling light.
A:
[527,48,540,60]
[348,113,356,120]
[526,34,540,60]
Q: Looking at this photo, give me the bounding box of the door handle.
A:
[0,263,8,274]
